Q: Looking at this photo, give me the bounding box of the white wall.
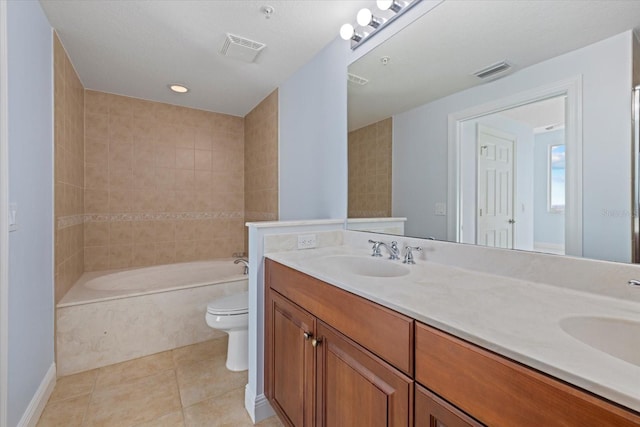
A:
[459,115,534,250]
[393,31,633,262]
[6,1,54,425]
[279,38,349,221]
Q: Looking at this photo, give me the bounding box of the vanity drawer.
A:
[415,322,640,427]
[266,259,414,375]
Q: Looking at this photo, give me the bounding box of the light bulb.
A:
[339,23,355,41]
[377,0,402,13]
[356,8,373,26]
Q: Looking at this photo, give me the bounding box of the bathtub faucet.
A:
[234,258,249,275]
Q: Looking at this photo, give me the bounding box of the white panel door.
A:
[477,124,515,249]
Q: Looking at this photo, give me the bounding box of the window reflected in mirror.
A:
[549,144,566,212]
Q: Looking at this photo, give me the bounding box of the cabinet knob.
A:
[303,332,312,341]
[311,337,323,347]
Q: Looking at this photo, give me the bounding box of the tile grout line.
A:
[80,370,99,427]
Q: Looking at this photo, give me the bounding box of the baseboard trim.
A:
[245,384,275,423]
[17,363,56,427]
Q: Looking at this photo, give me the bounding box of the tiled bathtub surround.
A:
[83,91,246,271]
[56,265,247,375]
[348,117,392,218]
[244,89,279,224]
[54,33,85,302]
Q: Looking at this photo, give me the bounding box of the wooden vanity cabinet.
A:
[266,259,640,427]
[265,259,414,427]
[415,322,640,427]
[315,321,413,427]
[415,385,484,427]
[265,291,316,427]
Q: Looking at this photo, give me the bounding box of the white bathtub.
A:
[57,260,248,375]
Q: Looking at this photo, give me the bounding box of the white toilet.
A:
[205,291,249,371]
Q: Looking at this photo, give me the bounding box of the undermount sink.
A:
[309,255,410,278]
[559,316,640,366]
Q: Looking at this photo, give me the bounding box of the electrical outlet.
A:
[435,202,447,216]
[297,234,317,249]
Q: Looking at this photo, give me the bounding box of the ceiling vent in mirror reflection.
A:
[348,73,369,86]
[473,60,512,80]
[220,33,266,63]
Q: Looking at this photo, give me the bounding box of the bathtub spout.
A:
[234,258,249,275]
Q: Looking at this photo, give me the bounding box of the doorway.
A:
[448,77,581,256]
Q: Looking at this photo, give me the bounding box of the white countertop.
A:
[266,245,640,413]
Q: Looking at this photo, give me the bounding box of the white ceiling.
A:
[40,0,374,117]
[349,1,640,130]
[498,96,565,131]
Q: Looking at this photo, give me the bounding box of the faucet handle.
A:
[403,246,422,264]
[368,240,383,257]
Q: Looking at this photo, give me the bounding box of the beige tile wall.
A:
[54,33,85,303]
[244,89,278,223]
[83,91,245,271]
[348,118,392,218]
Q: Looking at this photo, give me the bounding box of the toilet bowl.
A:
[205,291,249,371]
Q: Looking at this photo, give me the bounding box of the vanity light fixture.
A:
[340,23,363,42]
[169,84,189,93]
[357,8,382,29]
[340,0,421,49]
[377,0,404,13]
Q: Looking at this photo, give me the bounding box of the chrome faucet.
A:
[403,246,422,264]
[234,258,249,275]
[368,240,400,260]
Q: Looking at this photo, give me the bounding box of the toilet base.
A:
[225,329,248,371]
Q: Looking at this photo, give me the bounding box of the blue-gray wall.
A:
[7,1,54,425]
[279,38,349,220]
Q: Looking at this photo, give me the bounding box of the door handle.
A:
[303,332,312,341]
[311,337,323,347]
[508,219,516,224]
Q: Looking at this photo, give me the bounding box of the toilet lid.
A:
[207,291,248,315]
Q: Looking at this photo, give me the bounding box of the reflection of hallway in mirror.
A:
[461,96,566,255]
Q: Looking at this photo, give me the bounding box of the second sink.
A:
[559,316,640,367]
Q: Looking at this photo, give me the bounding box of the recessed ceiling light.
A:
[169,84,189,93]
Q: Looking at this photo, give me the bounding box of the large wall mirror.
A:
[347,0,640,263]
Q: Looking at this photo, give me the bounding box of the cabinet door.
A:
[415,385,484,427]
[266,290,316,427]
[316,321,413,427]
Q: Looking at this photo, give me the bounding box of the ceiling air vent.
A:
[221,33,266,63]
[473,61,512,80]
[348,73,369,86]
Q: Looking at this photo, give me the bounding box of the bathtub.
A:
[56,260,248,376]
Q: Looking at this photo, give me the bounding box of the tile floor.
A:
[37,336,283,427]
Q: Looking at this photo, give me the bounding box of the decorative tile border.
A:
[57,211,244,229]
[56,214,85,230]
